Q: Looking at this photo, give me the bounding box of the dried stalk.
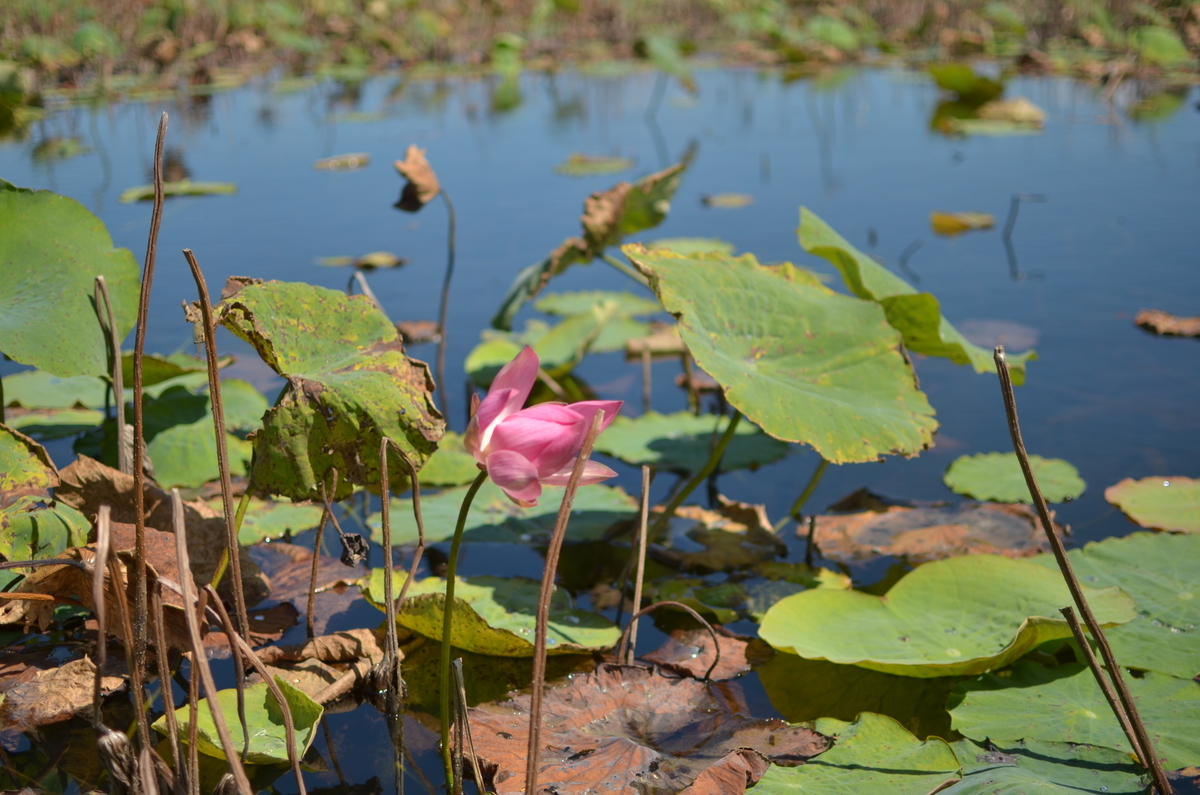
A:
[615,600,722,681]
[150,581,185,795]
[170,490,254,795]
[307,469,340,640]
[131,111,169,747]
[622,466,652,664]
[994,347,1172,795]
[204,585,308,795]
[93,276,131,474]
[92,506,113,732]
[525,411,605,795]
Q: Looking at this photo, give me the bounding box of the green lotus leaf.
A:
[1031,532,1200,679]
[944,452,1085,503]
[645,237,735,256]
[368,480,636,545]
[210,279,443,501]
[534,290,662,318]
[118,180,237,203]
[594,411,790,474]
[642,34,696,94]
[554,153,634,176]
[950,662,1200,769]
[0,180,139,378]
[753,712,961,795]
[362,571,621,656]
[148,420,252,489]
[759,554,1136,677]
[120,352,208,388]
[467,304,619,386]
[203,496,323,545]
[1,368,212,411]
[416,431,480,488]
[798,207,1036,384]
[3,408,104,440]
[928,63,1005,105]
[944,738,1148,795]
[0,424,57,492]
[624,244,937,464]
[152,678,322,765]
[1132,26,1191,67]
[1105,476,1200,533]
[218,378,270,433]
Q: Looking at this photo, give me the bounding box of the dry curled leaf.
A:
[256,628,384,666]
[393,145,441,211]
[1135,309,1200,338]
[0,656,125,731]
[467,665,827,794]
[642,626,752,681]
[682,748,770,795]
[810,503,1052,563]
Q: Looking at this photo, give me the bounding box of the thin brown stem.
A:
[436,190,457,421]
[307,501,329,640]
[804,515,818,567]
[623,466,652,664]
[93,277,130,474]
[994,346,1172,795]
[379,440,409,791]
[170,490,254,795]
[1061,607,1142,759]
[151,579,186,795]
[183,248,250,641]
[204,585,308,795]
[525,411,605,795]
[681,354,699,415]
[131,110,168,750]
[616,601,722,681]
[92,506,113,732]
[384,439,428,610]
[452,659,485,794]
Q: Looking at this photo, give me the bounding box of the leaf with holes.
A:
[624,245,937,464]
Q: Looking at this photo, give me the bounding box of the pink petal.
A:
[485,449,543,505]
[540,459,619,487]
[565,400,623,434]
[472,387,523,453]
[489,346,539,408]
[490,404,590,478]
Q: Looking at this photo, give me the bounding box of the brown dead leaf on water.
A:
[256,627,383,666]
[642,626,752,681]
[1135,309,1200,338]
[393,145,441,211]
[248,543,367,636]
[930,211,995,236]
[582,182,632,251]
[0,656,125,731]
[654,503,786,573]
[468,665,827,794]
[809,503,1053,563]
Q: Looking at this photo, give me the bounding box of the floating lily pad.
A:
[554,153,634,176]
[931,211,995,236]
[207,279,442,501]
[219,378,269,433]
[945,452,1085,503]
[120,352,208,388]
[152,678,322,765]
[467,305,620,385]
[810,503,1049,563]
[950,661,1200,769]
[316,251,404,270]
[701,193,754,209]
[147,419,252,488]
[759,553,1135,677]
[3,408,104,440]
[414,431,480,488]
[594,411,791,474]
[313,152,370,170]
[645,237,735,256]
[1105,476,1200,533]
[534,290,662,318]
[944,738,1148,795]
[205,497,324,545]
[0,180,139,378]
[753,713,961,795]
[758,653,959,739]
[928,63,1004,105]
[363,571,621,656]
[624,245,937,464]
[798,208,1036,384]
[1032,532,1200,679]
[368,480,636,545]
[118,180,237,203]
[1,371,107,409]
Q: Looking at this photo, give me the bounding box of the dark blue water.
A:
[3,65,1199,792]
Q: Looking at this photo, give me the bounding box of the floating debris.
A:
[314,152,370,170]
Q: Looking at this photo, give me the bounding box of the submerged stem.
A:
[436,190,457,421]
[440,469,489,788]
[648,411,742,538]
[788,456,829,523]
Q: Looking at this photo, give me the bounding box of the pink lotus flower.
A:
[464,346,622,506]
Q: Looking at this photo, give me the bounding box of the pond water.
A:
[2,65,1198,792]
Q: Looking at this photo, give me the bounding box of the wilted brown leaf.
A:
[642,626,751,681]
[681,748,770,795]
[810,503,1051,563]
[256,628,383,666]
[396,320,440,345]
[393,145,441,211]
[467,665,827,794]
[653,505,786,573]
[249,543,367,636]
[976,96,1045,126]
[582,182,632,252]
[0,656,124,731]
[1135,309,1200,338]
[56,456,269,606]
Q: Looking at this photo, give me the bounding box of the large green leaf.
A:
[152,678,322,765]
[0,181,139,378]
[363,571,621,656]
[534,291,662,318]
[753,713,961,795]
[209,279,443,501]
[147,419,253,489]
[491,160,688,330]
[1031,532,1200,679]
[467,305,619,386]
[950,662,1200,769]
[415,431,480,488]
[368,480,636,545]
[797,208,1036,384]
[0,424,56,492]
[1105,476,1200,533]
[1,368,210,409]
[944,452,1086,503]
[3,408,104,441]
[759,554,1136,677]
[944,738,1148,795]
[204,496,323,545]
[624,245,937,464]
[594,411,791,474]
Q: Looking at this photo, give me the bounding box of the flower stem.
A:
[648,410,742,539]
[440,469,488,789]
